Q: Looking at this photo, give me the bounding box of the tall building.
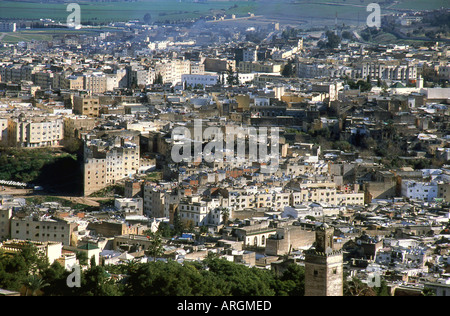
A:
[73,95,100,118]
[7,116,64,148]
[0,207,12,241]
[0,22,16,32]
[83,132,140,196]
[84,73,108,94]
[304,223,343,296]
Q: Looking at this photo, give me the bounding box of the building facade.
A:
[304,224,343,296]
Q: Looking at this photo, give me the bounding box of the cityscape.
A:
[0,0,449,301]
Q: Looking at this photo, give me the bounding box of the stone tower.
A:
[304,223,343,296]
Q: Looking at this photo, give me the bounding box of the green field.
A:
[0,0,258,23]
[0,29,102,43]
[0,31,53,43]
[256,0,448,24]
[0,0,447,25]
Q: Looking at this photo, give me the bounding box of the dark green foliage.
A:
[281,27,301,39]
[157,221,175,238]
[0,148,81,194]
[0,244,49,291]
[318,31,341,49]
[7,249,398,297]
[345,79,372,92]
[282,60,296,78]
[273,264,305,296]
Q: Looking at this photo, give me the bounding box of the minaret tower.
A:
[304,223,344,296]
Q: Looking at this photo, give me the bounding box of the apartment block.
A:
[178,196,222,227]
[0,118,8,144]
[0,207,12,240]
[87,220,146,238]
[7,116,64,148]
[10,215,76,246]
[238,61,281,74]
[154,59,191,85]
[83,132,140,196]
[62,75,85,90]
[0,64,32,83]
[84,73,108,94]
[73,95,100,118]
[0,22,17,32]
[63,116,97,140]
[143,185,165,217]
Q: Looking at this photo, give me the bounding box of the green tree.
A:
[80,265,122,296]
[76,251,89,267]
[146,232,164,262]
[282,60,295,78]
[22,275,49,296]
[221,207,230,225]
[226,66,238,86]
[173,209,184,236]
[157,221,174,238]
[422,287,436,296]
[143,13,152,24]
[155,73,163,85]
[205,258,276,296]
[274,264,305,296]
[40,261,72,296]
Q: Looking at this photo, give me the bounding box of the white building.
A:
[401,180,439,202]
[182,74,219,88]
[0,22,17,32]
[282,204,323,220]
[114,198,143,215]
[178,197,224,227]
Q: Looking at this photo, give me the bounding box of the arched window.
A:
[262,235,265,246]
[254,237,258,246]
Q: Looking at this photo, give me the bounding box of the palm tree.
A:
[221,207,230,226]
[146,232,164,262]
[22,275,49,296]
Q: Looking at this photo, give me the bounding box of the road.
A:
[0,187,112,207]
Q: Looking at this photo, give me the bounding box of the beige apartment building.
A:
[11,215,76,246]
[62,75,84,90]
[238,61,282,74]
[154,59,191,85]
[143,185,165,217]
[73,95,100,117]
[63,116,97,140]
[0,118,8,144]
[84,74,108,94]
[84,157,108,197]
[290,182,365,206]
[83,133,141,196]
[7,116,64,148]
[0,207,12,240]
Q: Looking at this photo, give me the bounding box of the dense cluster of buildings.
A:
[0,13,449,296]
